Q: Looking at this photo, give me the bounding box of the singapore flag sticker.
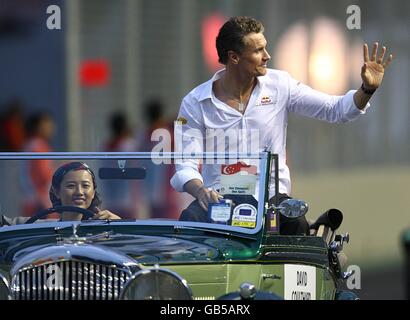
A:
[219,162,257,196]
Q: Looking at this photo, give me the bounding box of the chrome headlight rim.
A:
[119,266,193,300]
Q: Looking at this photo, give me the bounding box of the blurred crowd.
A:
[0,97,185,220]
[99,99,181,221]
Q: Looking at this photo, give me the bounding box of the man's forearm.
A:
[353,85,375,110]
[183,179,204,199]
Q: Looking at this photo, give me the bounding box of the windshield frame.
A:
[0,152,276,236]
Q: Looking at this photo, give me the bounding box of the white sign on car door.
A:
[284,264,316,300]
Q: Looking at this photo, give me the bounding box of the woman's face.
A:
[56,170,95,209]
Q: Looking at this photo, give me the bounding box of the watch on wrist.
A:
[361,83,376,95]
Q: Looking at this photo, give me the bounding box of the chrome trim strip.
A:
[107,267,113,300]
[95,265,100,300]
[37,267,41,300]
[65,261,69,300]
[113,269,119,299]
[32,268,37,300]
[83,263,89,300]
[101,266,107,300]
[58,262,63,300]
[77,261,83,300]
[27,268,31,300]
[89,264,94,300]
[42,265,47,300]
[16,273,20,300]
[71,261,76,300]
[21,272,26,300]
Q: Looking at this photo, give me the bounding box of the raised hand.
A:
[362,42,393,90]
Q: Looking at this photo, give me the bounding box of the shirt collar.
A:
[197,69,225,102]
[197,68,268,102]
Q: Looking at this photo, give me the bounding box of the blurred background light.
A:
[309,17,347,94]
[274,22,309,83]
[349,38,365,88]
[274,17,356,95]
[201,12,226,73]
[80,59,111,88]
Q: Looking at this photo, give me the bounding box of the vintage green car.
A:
[402,229,410,300]
[0,152,354,300]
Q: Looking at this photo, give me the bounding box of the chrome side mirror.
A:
[276,199,308,219]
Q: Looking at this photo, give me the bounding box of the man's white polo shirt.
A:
[171,68,369,198]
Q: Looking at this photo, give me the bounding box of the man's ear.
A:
[227,50,240,64]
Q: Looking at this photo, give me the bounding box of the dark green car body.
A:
[0,152,347,300]
[0,220,337,299]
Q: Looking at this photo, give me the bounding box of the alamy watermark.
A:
[45,264,63,289]
[45,4,361,32]
[151,127,261,165]
[346,5,361,30]
[346,265,361,290]
[46,5,61,30]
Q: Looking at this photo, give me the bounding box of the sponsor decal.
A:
[260,96,272,105]
[231,204,257,228]
[220,162,257,196]
[255,88,278,106]
[269,211,278,231]
[208,199,232,224]
[221,162,257,175]
[175,117,187,125]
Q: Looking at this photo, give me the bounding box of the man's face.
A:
[237,32,271,77]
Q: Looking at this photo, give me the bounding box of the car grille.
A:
[12,261,131,300]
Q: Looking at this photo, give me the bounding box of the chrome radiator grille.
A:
[12,261,130,300]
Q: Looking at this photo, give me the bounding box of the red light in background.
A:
[201,13,226,72]
[80,59,111,88]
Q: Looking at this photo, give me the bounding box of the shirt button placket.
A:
[241,117,247,154]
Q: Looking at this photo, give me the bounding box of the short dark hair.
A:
[109,111,128,136]
[25,112,52,136]
[216,16,264,65]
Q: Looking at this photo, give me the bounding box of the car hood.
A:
[0,229,260,266]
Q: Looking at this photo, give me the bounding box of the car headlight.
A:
[119,267,193,300]
[0,272,11,300]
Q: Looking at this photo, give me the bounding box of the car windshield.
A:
[0,152,272,235]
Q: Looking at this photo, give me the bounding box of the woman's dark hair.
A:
[49,162,102,213]
[216,16,264,64]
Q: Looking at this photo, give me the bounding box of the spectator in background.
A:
[136,99,182,219]
[20,112,55,216]
[103,111,137,152]
[0,99,25,151]
[100,111,138,219]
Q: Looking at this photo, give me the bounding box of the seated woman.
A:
[1,161,120,226]
[50,161,120,221]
